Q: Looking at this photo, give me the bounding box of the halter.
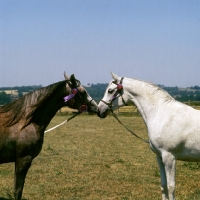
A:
[63,87,93,113]
[100,77,126,108]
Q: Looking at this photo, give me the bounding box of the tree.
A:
[0,91,11,105]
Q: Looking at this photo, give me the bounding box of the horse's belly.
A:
[176,140,200,162]
[0,146,16,163]
[150,131,200,162]
[177,153,200,162]
[175,132,200,161]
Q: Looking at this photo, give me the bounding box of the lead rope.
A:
[44,112,79,133]
[111,110,149,144]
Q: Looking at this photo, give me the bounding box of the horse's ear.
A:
[111,72,119,82]
[70,74,77,87]
[64,71,70,80]
[64,71,73,87]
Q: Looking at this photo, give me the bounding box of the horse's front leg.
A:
[161,153,176,200]
[14,156,32,200]
[156,155,168,200]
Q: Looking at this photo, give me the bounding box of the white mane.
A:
[127,77,175,103]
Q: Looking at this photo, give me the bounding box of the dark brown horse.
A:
[0,72,98,200]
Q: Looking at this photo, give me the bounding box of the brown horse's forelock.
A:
[0,81,67,128]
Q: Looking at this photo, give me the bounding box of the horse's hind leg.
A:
[156,155,169,200]
[14,156,32,200]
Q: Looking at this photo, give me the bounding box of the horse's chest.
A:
[16,131,44,157]
[0,129,44,162]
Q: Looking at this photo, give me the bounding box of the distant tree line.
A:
[86,83,108,103]
[1,84,200,106]
[0,85,42,105]
[0,91,11,105]
[0,85,42,92]
[159,85,200,103]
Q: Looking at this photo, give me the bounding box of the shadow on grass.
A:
[0,198,12,200]
[0,198,27,200]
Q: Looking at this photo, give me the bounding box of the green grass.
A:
[0,113,200,199]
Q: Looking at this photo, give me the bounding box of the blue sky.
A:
[0,0,200,87]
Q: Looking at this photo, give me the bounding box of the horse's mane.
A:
[144,81,175,102]
[0,80,67,128]
[127,77,175,103]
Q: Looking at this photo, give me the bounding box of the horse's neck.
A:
[32,88,65,128]
[124,78,169,123]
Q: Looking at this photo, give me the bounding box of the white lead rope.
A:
[44,113,79,133]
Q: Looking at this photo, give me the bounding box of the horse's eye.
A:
[108,89,113,94]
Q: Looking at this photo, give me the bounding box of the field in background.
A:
[1,109,200,199]
[60,105,200,115]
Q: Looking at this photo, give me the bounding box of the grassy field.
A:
[1,110,200,199]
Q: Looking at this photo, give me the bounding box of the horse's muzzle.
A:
[97,110,107,118]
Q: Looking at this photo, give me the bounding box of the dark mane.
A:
[0,80,67,128]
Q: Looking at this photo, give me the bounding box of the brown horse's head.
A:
[63,72,98,114]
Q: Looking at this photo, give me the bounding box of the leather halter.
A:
[63,87,94,113]
[100,77,126,108]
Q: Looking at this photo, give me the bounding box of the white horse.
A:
[97,72,200,200]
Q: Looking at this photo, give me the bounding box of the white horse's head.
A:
[97,72,128,118]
